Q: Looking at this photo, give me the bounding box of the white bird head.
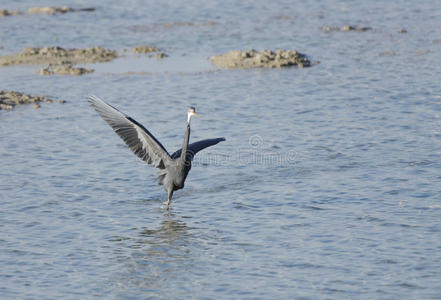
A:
[187,106,199,123]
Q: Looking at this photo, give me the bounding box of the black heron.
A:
[88,95,225,206]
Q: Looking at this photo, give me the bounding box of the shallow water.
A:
[1,1,441,299]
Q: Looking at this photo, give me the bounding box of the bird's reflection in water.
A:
[112,212,199,292]
[138,214,190,246]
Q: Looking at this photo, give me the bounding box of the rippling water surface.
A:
[1,1,441,299]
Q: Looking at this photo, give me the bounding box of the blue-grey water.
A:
[1,1,441,299]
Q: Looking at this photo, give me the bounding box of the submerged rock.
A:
[40,61,94,76]
[209,49,311,69]
[0,90,64,110]
[322,25,372,32]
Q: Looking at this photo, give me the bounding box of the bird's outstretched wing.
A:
[171,138,226,160]
[88,95,172,169]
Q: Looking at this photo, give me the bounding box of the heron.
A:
[88,95,225,206]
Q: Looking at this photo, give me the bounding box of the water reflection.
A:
[138,213,191,246]
[111,212,198,292]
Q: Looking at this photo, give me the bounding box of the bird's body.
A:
[88,95,225,206]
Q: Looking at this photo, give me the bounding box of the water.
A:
[1,0,441,299]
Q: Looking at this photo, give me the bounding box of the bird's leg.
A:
[163,189,173,207]
[167,190,173,206]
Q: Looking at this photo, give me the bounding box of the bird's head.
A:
[187,106,199,123]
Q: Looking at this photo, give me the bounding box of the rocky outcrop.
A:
[0,46,117,66]
[0,46,117,75]
[0,90,65,110]
[210,49,311,69]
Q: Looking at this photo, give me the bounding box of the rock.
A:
[1,7,94,17]
[0,103,13,110]
[397,28,407,34]
[40,61,94,75]
[340,25,356,31]
[209,49,311,69]
[0,46,117,66]
[28,6,73,15]
[0,90,63,110]
[356,26,372,32]
[0,46,116,75]
[131,45,160,54]
[0,9,22,17]
[155,52,168,59]
[322,25,372,32]
[130,46,168,59]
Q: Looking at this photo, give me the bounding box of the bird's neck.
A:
[180,122,191,163]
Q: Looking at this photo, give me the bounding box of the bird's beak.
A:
[192,112,199,117]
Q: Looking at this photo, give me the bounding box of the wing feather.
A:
[88,95,172,169]
[171,138,226,160]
